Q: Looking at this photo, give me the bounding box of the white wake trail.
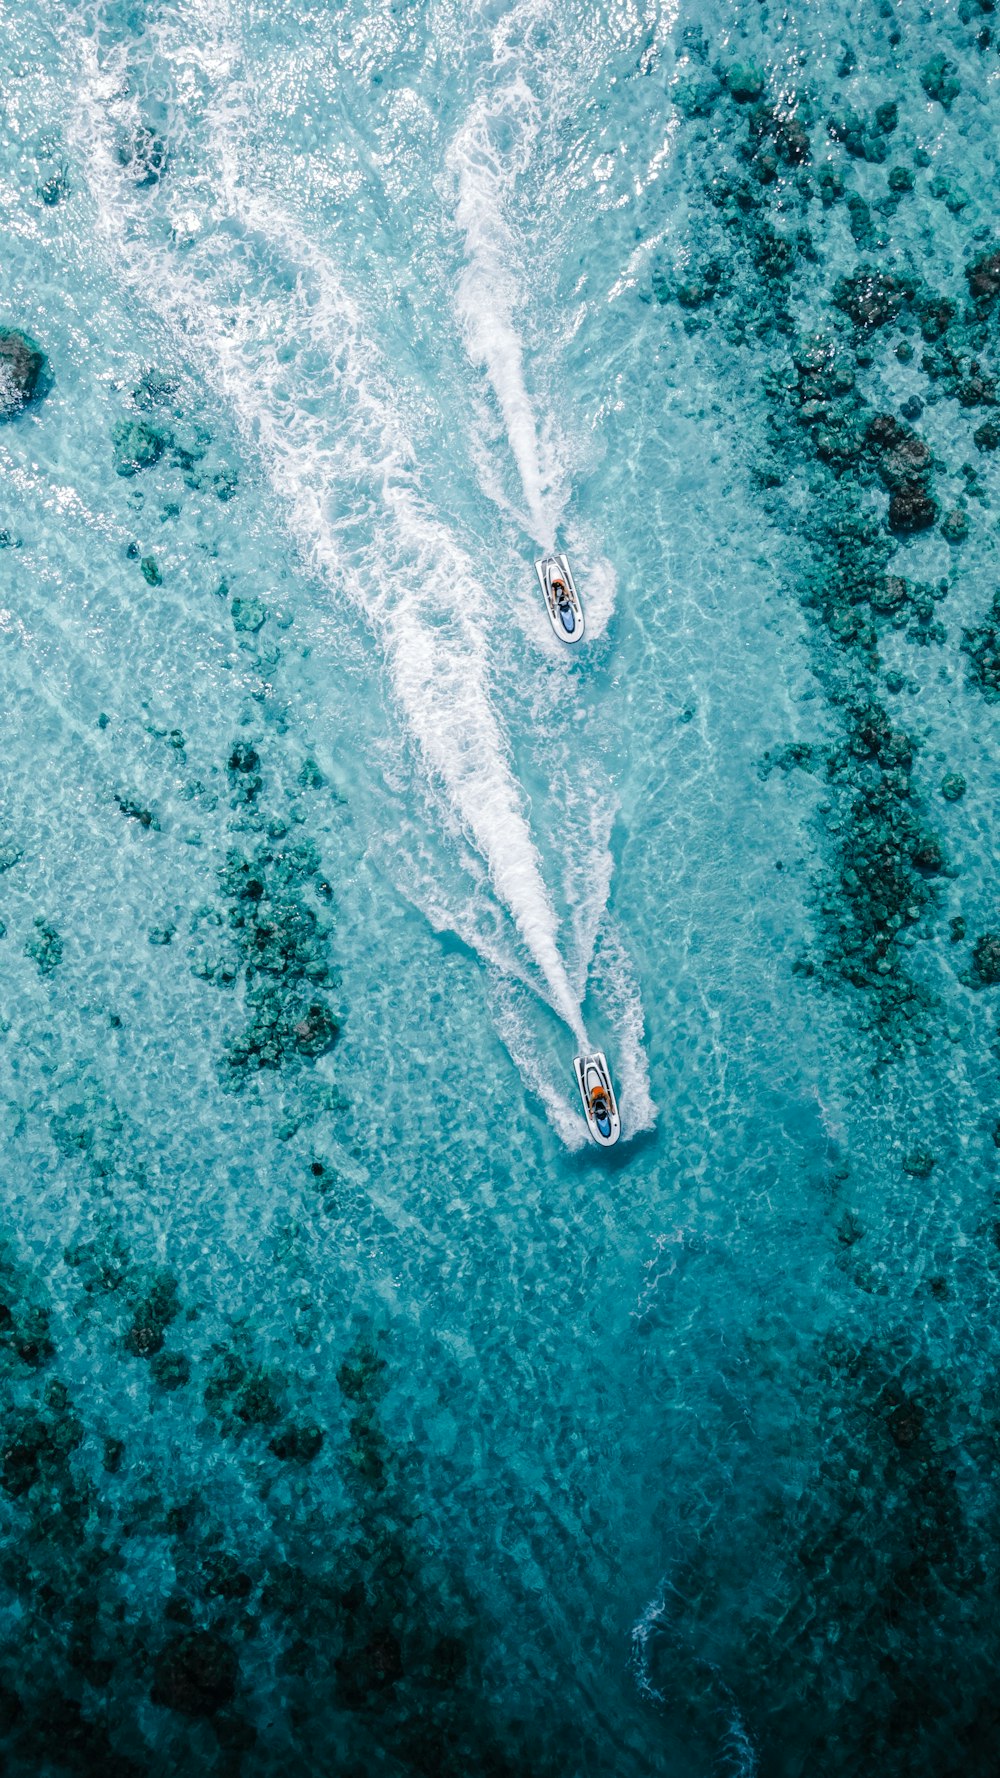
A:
[73,23,587,1051]
[446,77,565,551]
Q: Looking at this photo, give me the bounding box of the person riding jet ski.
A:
[589,1084,613,1140]
[574,1050,620,1146]
[550,573,574,630]
[535,553,586,644]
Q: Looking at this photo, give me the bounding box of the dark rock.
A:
[228,741,259,775]
[213,467,239,501]
[141,555,162,586]
[103,1436,125,1473]
[125,1272,180,1359]
[941,508,969,543]
[921,54,961,107]
[0,1298,54,1368]
[293,1002,340,1058]
[202,1553,253,1601]
[112,418,168,477]
[149,1350,190,1390]
[1,1406,81,1497]
[151,1630,237,1718]
[847,194,874,248]
[748,103,810,167]
[0,329,49,419]
[231,595,267,634]
[115,794,160,830]
[726,62,766,103]
[235,1368,282,1427]
[971,932,1000,986]
[269,1421,324,1463]
[134,369,180,410]
[39,166,69,206]
[837,1210,865,1247]
[967,249,1000,305]
[827,109,889,164]
[25,917,62,976]
[888,482,939,534]
[834,266,915,330]
[298,758,324,790]
[866,414,932,488]
[337,1335,387,1404]
[962,595,1000,698]
[902,1148,935,1178]
[941,773,966,801]
[950,916,967,942]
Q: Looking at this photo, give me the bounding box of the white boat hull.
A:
[535,553,585,644]
[574,1050,621,1147]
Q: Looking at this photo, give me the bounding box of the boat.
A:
[574,1050,621,1147]
[535,553,585,644]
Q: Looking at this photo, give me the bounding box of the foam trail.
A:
[630,1585,668,1705]
[446,78,565,550]
[719,1708,759,1778]
[591,924,656,1137]
[631,1586,758,1778]
[73,24,586,1051]
[490,980,588,1152]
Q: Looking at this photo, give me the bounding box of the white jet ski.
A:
[535,553,585,644]
[574,1050,621,1147]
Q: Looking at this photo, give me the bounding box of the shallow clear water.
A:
[1,1,1000,1772]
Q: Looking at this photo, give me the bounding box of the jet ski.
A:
[574,1050,621,1147]
[535,553,585,644]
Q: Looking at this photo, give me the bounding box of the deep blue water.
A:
[1,1,1000,1772]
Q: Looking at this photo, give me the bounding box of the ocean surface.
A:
[1,0,999,1772]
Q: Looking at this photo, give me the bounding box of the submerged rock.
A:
[834,265,914,330]
[117,122,167,187]
[231,595,267,634]
[149,1350,190,1390]
[967,248,1000,307]
[725,62,766,103]
[115,793,160,830]
[112,418,169,477]
[269,1421,324,1463]
[941,507,969,543]
[0,329,49,420]
[25,918,62,976]
[124,1272,180,1359]
[971,932,1000,987]
[921,53,961,108]
[962,595,1000,699]
[888,481,939,534]
[902,1148,935,1178]
[151,1630,237,1717]
[39,166,69,206]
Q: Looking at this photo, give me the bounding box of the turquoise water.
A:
[2,0,1000,1770]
